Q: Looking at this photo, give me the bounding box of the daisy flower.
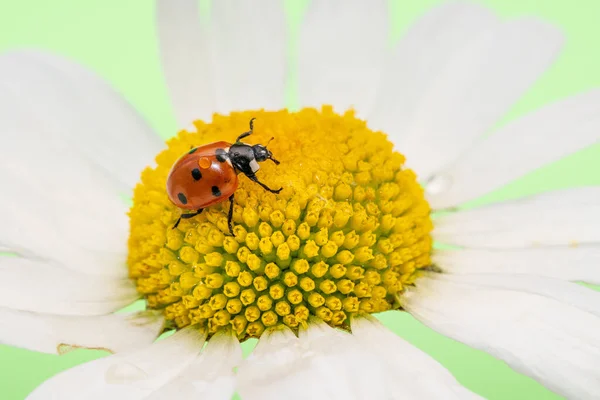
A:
[1,1,599,399]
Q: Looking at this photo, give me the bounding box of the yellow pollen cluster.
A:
[128,107,433,340]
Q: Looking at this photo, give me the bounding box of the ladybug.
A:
[166,118,281,234]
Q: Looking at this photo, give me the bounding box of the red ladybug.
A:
[166,118,281,233]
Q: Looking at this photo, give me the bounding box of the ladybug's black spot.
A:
[215,148,228,163]
[189,147,197,154]
[191,168,202,181]
[211,186,222,197]
[177,192,188,205]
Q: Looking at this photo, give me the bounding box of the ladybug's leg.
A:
[247,173,282,194]
[173,209,204,229]
[227,195,235,236]
[235,117,256,143]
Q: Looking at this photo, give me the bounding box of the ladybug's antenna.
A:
[269,154,280,165]
[266,138,280,165]
[236,117,256,143]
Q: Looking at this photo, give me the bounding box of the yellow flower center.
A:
[128,107,433,340]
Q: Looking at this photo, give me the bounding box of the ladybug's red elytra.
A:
[166,118,281,234]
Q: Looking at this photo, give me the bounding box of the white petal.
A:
[390,17,562,180]
[0,50,163,190]
[145,330,241,399]
[403,273,600,399]
[27,327,204,400]
[298,320,389,399]
[156,0,287,128]
[236,326,307,400]
[156,0,216,127]
[433,187,600,248]
[0,256,140,315]
[237,322,388,400]
[434,246,600,284]
[432,273,600,318]
[0,51,163,278]
[368,2,499,144]
[351,315,482,399]
[0,308,164,355]
[427,90,600,209]
[209,0,287,113]
[297,0,388,116]
[0,143,127,277]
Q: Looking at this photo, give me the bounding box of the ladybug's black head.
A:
[252,144,280,165]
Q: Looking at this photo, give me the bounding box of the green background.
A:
[1,0,599,399]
